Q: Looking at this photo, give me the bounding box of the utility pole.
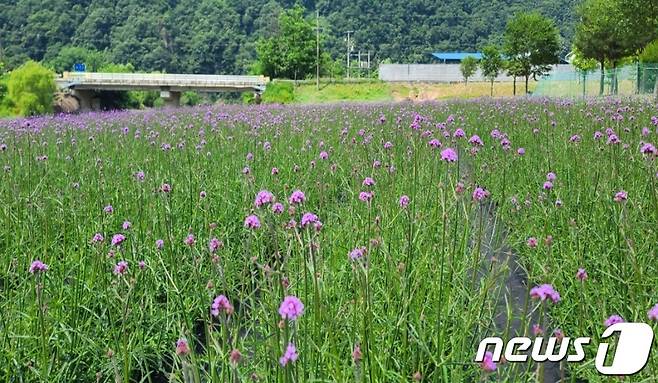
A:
[316,9,320,90]
[345,30,354,79]
[358,51,361,78]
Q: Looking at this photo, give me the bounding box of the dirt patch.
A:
[389,82,538,102]
[53,92,80,113]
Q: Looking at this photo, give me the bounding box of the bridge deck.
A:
[57,72,269,92]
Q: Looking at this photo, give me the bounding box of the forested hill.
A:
[0,0,577,75]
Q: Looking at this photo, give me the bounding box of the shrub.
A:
[7,61,56,116]
[181,91,202,106]
[261,81,294,104]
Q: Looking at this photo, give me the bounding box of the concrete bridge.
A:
[56,72,269,110]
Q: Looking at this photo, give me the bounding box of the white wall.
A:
[378,64,575,83]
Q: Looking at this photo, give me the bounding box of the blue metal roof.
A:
[431,52,483,61]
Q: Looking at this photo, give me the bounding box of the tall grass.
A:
[0,99,655,382]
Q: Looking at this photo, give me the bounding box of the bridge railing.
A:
[60,72,269,86]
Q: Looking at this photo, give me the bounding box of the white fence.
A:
[379,64,575,83]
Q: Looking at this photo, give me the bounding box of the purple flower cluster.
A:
[472,187,489,201]
[279,295,304,321]
[288,190,306,205]
[604,314,624,327]
[113,261,128,276]
[440,148,458,162]
[255,190,275,208]
[279,343,299,366]
[349,246,367,261]
[111,234,126,247]
[29,260,48,274]
[530,284,560,303]
[300,212,322,230]
[244,215,261,229]
[211,295,234,316]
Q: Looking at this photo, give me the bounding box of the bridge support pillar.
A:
[72,89,95,112]
[161,91,181,108]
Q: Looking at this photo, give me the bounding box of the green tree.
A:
[570,47,599,73]
[639,40,658,63]
[255,5,317,80]
[503,12,560,95]
[505,59,525,96]
[99,63,135,73]
[46,46,107,73]
[574,0,639,95]
[73,6,116,51]
[7,61,56,116]
[480,45,503,96]
[460,56,478,85]
[618,0,658,51]
[639,40,658,95]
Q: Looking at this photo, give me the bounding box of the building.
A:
[431,52,483,64]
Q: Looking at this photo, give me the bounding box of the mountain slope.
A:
[0,0,577,74]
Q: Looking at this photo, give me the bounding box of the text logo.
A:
[475,323,653,375]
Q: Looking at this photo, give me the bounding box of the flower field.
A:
[0,98,657,382]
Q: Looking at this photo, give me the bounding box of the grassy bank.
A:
[264,80,539,104]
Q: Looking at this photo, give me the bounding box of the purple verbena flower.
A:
[399,195,410,208]
[279,343,299,367]
[272,202,284,214]
[244,215,261,229]
[349,247,367,261]
[440,148,458,162]
[300,212,319,228]
[92,233,104,243]
[480,351,496,372]
[211,295,234,316]
[113,261,128,276]
[472,187,489,201]
[648,304,658,321]
[111,234,126,247]
[613,190,627,202]
[288,190,306,205]
[605,315,624,327]
[255,190,275,208]
[29,260,48,274]
[279,295,304,321]
[529,284,560,303]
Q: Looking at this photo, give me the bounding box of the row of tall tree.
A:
[458,12,560,95]
[574,0,658,94]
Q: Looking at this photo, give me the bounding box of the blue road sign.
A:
[74,63,86,72]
